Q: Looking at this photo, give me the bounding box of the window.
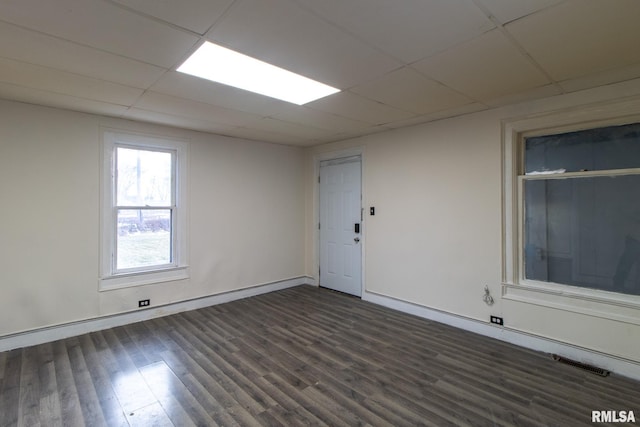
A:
[521,123,640,296]
[101,131,188,290]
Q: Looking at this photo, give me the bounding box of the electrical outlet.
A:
[490,316,504,325]
[138,299,150,308]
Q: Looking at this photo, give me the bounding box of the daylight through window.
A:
[101,131,188,290]
[116,147,174,270]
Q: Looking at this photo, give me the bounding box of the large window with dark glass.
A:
[521,122,640,296]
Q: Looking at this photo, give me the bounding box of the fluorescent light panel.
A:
[177,42,340,105]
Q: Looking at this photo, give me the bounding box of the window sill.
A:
[503,281,640,326]
[99,266,189,291]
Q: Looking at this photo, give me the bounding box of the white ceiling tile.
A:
[245,117,338,141]
[482,83,562,107]
[0,58,144,105]
[123,108,239,135]
[330,125,392,142]
[149,72,282,116]
[383,103,489,129]
[351,67,473,115]
[207,0,401,89]
[306,91,416,125]
[110,0,234,34]
[0,22,167,89]
[559,63,640,94]
[475,0,564,24]
[133,91,264,127]
[294,0,494,63]
[0,0,199,68]
[413,29,550,102]
[0,0,635,146]
[269,105,371,133]
[223,126,316,146]
[506,0,640,81]
[125,107,320,146]
[0,82,129,117]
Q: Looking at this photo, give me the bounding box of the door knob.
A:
[354,237,360,243]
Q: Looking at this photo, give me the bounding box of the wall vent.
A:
[552,354,610,377]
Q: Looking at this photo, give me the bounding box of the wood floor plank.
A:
[262,401,327,427]
[36,343,62,427]
[139,361,212,427]
[162,351,237,425]
[264,373,354,427]
[298,383,366,426]
[76,333,128,427]
[0,352,6,381]
[232,336,314,389]
[18,346,41,427]
[122,322,168,366]
[433,379,526,427]
[97,329,158,416]
[124,402,173,427]
[51,340,85,427]
[111,326,151,370]
[162,315,277,415]
[181,311,240,354]
[1,285,639,427]
[0,350,22,427]
[65,338,108,427]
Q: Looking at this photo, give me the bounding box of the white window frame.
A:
[502,98,640,325]
[100,130,189,291]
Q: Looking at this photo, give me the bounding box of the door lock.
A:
[354,237,360,243]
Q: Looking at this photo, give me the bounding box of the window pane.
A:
[117,147,172,206]
[524,175,640,295]
[525,122,640,174]
[117,209,172,270]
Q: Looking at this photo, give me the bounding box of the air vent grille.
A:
[552,354,610,377]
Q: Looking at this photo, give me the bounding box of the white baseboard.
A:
[363,290,640,382]
[0,277,315,352]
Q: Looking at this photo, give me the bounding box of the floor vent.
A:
[552,354,610,377]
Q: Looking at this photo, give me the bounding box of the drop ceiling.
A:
[1,0,639,146]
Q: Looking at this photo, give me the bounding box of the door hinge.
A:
[318,176,320,183]
[318,222,321,230]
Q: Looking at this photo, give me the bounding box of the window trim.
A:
[100,130,189,291]
[502,99,640,324]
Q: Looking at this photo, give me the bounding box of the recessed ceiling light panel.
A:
[177,42,340,105]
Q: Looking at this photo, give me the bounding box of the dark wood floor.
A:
[1,286,639,427]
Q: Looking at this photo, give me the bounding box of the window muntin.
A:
[101,131,188,290]
[521,122,640,296]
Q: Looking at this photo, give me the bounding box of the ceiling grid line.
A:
[470,0,565,96]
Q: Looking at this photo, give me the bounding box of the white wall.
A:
[307,79,640,364]
[0,99,306,337]
[3,76,640,368]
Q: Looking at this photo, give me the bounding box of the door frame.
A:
[314,147,365,297]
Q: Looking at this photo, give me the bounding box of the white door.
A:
[319,157,362,296]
